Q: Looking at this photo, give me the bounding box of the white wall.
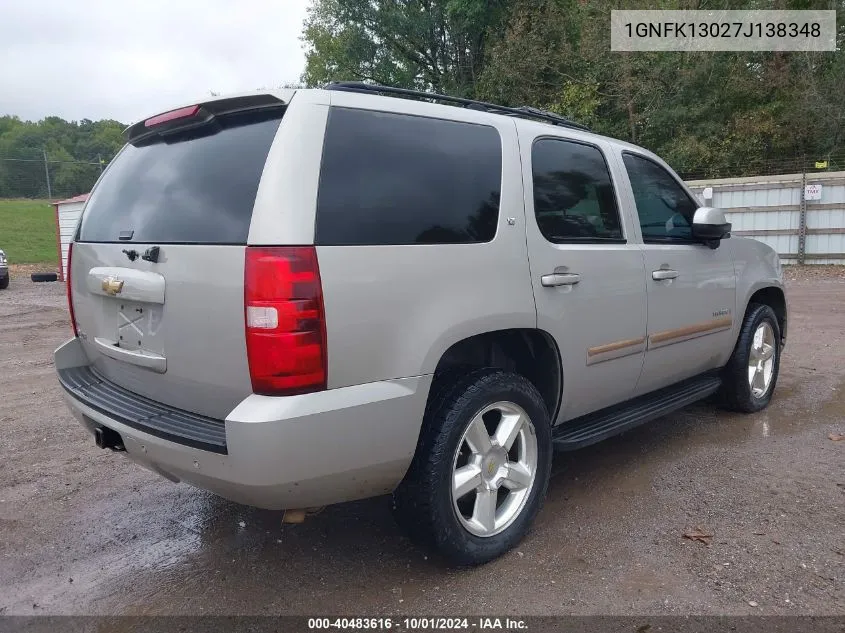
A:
[687,171,845,265]
[56,200,84,280]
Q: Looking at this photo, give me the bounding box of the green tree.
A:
[0,115,126,198]
[301,0,509,95]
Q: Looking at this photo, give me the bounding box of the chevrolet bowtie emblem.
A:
[101,276,124,296]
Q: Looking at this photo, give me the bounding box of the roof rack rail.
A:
[324,82,590,132]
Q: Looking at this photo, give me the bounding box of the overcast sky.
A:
[0,0,310,124]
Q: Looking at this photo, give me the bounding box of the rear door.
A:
[70,95,289,419]
[521,131,648,422]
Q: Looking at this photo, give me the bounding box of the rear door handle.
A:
[652,269,679,281]
[93,337,167,373]
[541,272,581,287]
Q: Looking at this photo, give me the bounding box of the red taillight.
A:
[67,242,78,337]
[144,105,200,128]
[244,247,327,396]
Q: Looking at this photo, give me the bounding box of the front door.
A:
[616,151,737,396]
[522,134,647,422]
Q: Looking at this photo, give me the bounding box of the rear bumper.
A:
[55,338,432,509]
[0,266,8,278]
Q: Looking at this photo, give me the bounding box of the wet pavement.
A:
[1,268,843,615]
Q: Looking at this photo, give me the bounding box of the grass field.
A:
[0,199,57,265]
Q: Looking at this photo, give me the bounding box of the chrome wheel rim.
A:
[748,322,776,398]
[450,401,538,538]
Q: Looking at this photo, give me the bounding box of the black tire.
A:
[0,276,8,290]
[392,369,553,566]
[31,272,58,283]
[719,303,781,412]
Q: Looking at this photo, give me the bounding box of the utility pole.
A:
[98,153,104,173]
[42,149,52,199]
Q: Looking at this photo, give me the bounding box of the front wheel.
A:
[719,303,781,412]
[392,369,553,565]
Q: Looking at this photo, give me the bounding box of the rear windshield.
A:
[78,110,282,244]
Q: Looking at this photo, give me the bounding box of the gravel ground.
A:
[0,265,843,616]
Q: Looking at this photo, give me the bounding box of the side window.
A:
[531,138,624,242]
[622,153,699,241]
[315,108,501,245]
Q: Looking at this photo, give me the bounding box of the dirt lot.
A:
[1,266,843,616]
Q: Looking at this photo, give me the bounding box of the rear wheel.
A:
[392,369,552,565]
[0,276,8,289]
[719,303,781,412]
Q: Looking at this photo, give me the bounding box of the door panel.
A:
[614,151,737,395]
[536,246,647,422]
[521,134,647,422]
[636,244,737,395]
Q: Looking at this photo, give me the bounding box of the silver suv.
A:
[55,84,786,565]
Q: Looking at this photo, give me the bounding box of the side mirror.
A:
[692,207,731,248]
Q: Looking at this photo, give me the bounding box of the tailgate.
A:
[68,96,285,419]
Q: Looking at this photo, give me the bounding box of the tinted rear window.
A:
[532,138,623,242]
[315,108,501,245]
[78,111,282,244]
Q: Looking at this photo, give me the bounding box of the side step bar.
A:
[553,375,722,451]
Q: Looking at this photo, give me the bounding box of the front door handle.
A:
[541,272,581,287]
[652,269,679,281]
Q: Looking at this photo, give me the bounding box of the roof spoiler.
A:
[125,93,287,145]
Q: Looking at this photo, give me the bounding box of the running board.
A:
[553,375,722,451]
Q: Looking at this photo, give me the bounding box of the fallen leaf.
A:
[829,433,844,441]
[683,528,713,545]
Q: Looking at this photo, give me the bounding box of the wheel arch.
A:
[744,284,787,347]
[429,328,563,423]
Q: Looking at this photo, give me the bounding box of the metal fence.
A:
[687,170,845,265]
[677,153,845,182]
[0,152,104,201]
